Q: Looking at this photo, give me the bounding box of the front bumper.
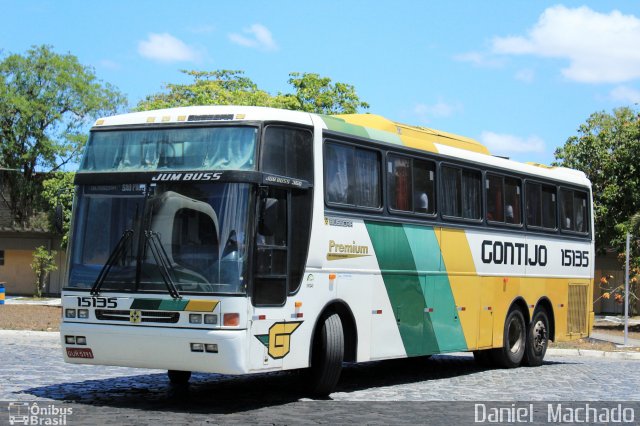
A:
[60,322,249,375]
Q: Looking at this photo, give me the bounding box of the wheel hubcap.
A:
[533,320,547,353]
[508,318,523,354]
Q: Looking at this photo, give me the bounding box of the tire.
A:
[306,312,344,396]
[473,350,494,368]
[492,308,526,368]
[523,308,549,367]
[168,370,191,385]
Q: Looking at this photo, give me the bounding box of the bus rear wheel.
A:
[523,308,549,367]
[306,312,344,396]
[492,308,526,368]
[168,370,191,385]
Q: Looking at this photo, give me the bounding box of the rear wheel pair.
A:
[474,307,549,368]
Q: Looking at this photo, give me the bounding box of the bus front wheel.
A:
[307,312,344,396]
[168,370,191,385]
[492,308,526,368]
[523,308,549,367]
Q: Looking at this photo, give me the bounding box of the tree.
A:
[0,45,126,226]
[31,245,58,298]
[41,172,75,249]
[554,107,640,257]
[136,70,368,114]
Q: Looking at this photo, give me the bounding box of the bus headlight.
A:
[65,309,77,318]
[189,314,202,324]
[77,309,89,319]
[204,314,218,325]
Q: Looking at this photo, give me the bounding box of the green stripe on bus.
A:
[158,299,189,311]
[402,224,467,352]
[365,221,467,355]
[365,221,439,356]
[130,298,162,310]
[321,115,370,139]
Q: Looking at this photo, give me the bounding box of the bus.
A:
[60,106,594,395]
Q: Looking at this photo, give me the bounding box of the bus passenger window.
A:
[504,177,522,224]
[413,159,435,215]
[574,192,588,232]
[442,166,480,220]
[388,156,412,211]
[541,185,557,229]
[526,183,541,227]
[486,174,504,222]
[560,189,573,230]
[324,142,381,209]
[325,143,352,204]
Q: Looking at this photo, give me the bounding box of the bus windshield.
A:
[80,126,258,172]
[67,182,252,295]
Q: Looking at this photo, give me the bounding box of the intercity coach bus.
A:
[60,106,594,395]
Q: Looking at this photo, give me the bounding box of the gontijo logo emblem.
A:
[255,321,303,359]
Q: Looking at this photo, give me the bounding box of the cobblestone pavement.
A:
[1,331,639,425]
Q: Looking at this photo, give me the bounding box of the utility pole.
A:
[624,232,630,346]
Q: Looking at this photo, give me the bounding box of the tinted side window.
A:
[325,142,380,209]
[487,174,522,225]
[560,189,589,233]
[526,182,556,230]
[388,155,436,215]
[541,185,557,229]
[262,126,313,182]
[442,165,481,219]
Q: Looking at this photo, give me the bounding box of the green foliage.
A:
[136,70,368,114]
[0,45,126,225]
[554,107,640,263]
[31,245,58,298]
[41,171,75,249]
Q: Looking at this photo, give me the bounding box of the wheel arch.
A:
[309,299,358,363]
[508,297,531,325]
[534,296,556,342]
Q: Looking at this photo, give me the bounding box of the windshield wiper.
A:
[91,230,134,296]
[145,231,181,299]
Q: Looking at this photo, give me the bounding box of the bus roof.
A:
[92,105,590,188]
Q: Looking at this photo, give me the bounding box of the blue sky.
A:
[2,0,640,165]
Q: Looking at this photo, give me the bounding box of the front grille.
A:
[567,284,588,334]
[95,309,180,323]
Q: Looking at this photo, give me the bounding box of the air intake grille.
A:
[95,309,179,323]
[567,284,588,334]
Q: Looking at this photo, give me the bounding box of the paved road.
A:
[1,331,639,425]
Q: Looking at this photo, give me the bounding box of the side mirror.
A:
[259,198,279,237]
[54,204,64,234]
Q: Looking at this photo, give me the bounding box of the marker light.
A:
[189,314,202,324]
[77,309,89,319]
[190,343,204,352]
[65,309,77,318]
[75,336,87,345]
[204,314,218,325]
[223,313,240,326]
[65,335,76,345]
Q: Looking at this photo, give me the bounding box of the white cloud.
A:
[610,85,640,104]
[453,51,504,68]
[491,5,640,83]
[138,33,201,62]
[414,100,462,123]
[480,131,545,154]
[229,24,278,51]
[515,68,535,83]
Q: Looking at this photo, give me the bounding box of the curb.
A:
[3,298,61,306]
[547,348,640,360]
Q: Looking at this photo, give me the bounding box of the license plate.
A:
[66,348,94,359]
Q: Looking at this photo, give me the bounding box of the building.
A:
[0,172,66,296]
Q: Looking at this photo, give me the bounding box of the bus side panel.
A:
[365,221,467,356]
